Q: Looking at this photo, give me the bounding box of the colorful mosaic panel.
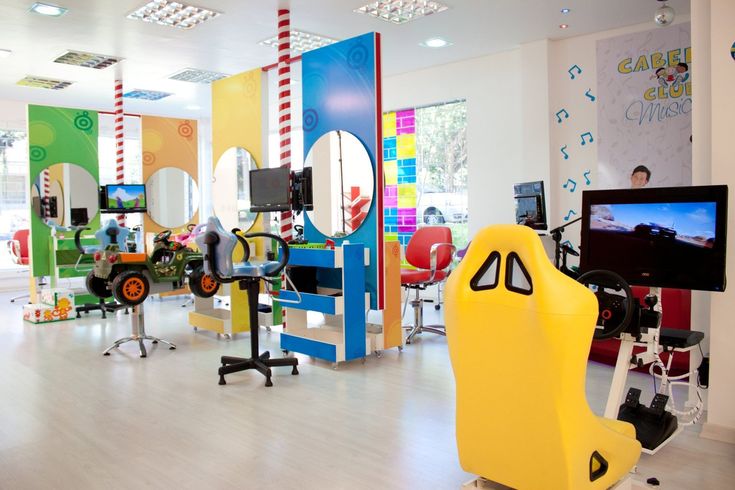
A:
[383,109,417,246]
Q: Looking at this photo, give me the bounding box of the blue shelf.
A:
[278,290,338,315]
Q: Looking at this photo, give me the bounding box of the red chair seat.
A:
[401,268,448,285]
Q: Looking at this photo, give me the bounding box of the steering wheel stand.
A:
[204,230,299,387]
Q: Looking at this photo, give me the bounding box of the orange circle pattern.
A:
[123,277,145,301]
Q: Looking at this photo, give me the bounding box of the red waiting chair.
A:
[401,226,455,344]
[7,229,31,303]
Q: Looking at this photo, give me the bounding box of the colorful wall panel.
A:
[28,105,100,277]
[302,32,385,309]
[383,109,417,247]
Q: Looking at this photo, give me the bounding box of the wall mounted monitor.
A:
[70,207,89,226]
[249,167,291,213]
[514,181,547,230]
[101,184,147,213]
[580,185,728,292]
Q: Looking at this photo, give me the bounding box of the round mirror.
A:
[305,130,374,237]
[145,167,199,229]
[212,147,258,232]
[32,163,98,228]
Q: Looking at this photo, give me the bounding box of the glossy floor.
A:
[0,292,733,489]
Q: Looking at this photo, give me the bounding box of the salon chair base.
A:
[403,290,446,344]
[102,304,176,358]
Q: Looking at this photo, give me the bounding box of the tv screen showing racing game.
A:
[580,186,728,292]
[104,184,147,212]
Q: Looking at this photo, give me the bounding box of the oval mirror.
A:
[32,163,98,228]
[305,130,374,238]
[145,167,199,229]
[212,147,258,232]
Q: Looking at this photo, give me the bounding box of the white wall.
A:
[0,99,26,130]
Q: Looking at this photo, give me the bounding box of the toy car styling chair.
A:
[196,216,298,387]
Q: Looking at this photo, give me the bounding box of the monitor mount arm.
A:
[549,216,583,269]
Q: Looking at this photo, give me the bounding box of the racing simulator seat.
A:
[445,225,641,489]
[197,216,299,387]
[401,226,455,344]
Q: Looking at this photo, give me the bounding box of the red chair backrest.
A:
[13,229,30,259]
[405,226,453,271]
[631,286,691,330]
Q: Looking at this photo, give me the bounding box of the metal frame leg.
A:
[102,304,177,358]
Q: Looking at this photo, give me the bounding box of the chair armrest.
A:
[7,240,21,263]
[429,242,456,283]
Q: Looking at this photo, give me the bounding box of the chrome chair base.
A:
[403,288,446,344]
[103,304,176,358]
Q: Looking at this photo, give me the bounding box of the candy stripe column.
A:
[42,169,50,217]
[277,8,292,243]
[114,78,125,226]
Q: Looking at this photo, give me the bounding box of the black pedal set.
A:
[617,388,678,450]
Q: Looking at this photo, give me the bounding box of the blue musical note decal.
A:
[564,209,577,221]
[562,178,577,192]
[555,109,569,123]
[585,89,596,102]
[561,145,569,160]
[583,170,591,185]
[580,132,594,145]
[568,64,582,79]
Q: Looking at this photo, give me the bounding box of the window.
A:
[470,251,500,291]
[505,252,533,295]
[0,130,30,269]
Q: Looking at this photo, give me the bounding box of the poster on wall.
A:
[597,23,691,189]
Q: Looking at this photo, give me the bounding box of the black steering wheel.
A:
[74,227,91,254]
[153,230,172,244]
[577,270,634,340]
[186,223,196,232]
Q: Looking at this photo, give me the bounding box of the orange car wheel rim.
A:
[201,275,217,293]
[123,277,145,301]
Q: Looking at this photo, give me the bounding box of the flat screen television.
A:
[580,185,728,292]
[102,184,147,213]
[514,181,547,230]
[249,167,291,212]
[70,207,89,226]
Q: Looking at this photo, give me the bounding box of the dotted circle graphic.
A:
[142,151,156,166]
[347,43,369,70]
[303,109,319,132]
[74,111,94,132]
[29,145,47,162]
[178,121,194,138]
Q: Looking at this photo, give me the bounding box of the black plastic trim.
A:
[470,251,500,291]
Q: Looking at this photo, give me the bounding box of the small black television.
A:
[580,185,728,292]
[250,167,291,212]
[70,207,89,226]
[101,184,147,213]
[514,181,547,230]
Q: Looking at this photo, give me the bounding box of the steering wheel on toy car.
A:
[186,223,196,233]
[577,269,634,340]
[153,230,172,244]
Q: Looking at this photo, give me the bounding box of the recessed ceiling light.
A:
[53,50,121,69]
[0,49,12,58]
[123,89,173,101]
[354,0,449,25]
[559,24,569,29]
[127,0,220,30]
[259,30,339,54]
[185,105,201,110]
[169,67,229,84]
[420,37,451,48]
[29,2,68,17]
[561,8,571,14]
[17,76,72,90]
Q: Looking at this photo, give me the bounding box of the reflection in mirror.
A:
[146,167,199,229]
[212,147,258,232]
[304,130,374,238]
[32,163,98,228]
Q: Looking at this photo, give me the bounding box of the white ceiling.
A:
[0,0,691,119]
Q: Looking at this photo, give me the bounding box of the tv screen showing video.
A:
[104,184,147,213]
[580,185,728,291]
[514,181,547,230]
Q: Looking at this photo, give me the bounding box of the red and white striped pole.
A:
[277,8,292,243]
[114,75,125,226]
[42,169,50,217]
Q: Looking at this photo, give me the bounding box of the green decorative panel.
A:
[29,105,100,277]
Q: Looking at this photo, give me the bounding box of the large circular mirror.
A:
[31,163,98,228]
[146,167,199,229]
[305,130,374,237]
[212,147,258,232]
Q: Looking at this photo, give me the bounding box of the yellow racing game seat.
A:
[445,225,641,489]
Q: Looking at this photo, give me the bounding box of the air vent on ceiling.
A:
[123,89,173,101]
[169,68,229,83]
[354,0,449,25]
[53,50,122,69]
[127,0,220,30]
[17,76,73,90]
[259,30,338,54]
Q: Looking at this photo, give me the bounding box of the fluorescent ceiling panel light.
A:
[420,37,450,48]
[53,50,121,69]
[0,49,12,58]
[123,89,173,101]
[561,8,571,14]
[354,0,449,25]
[169,67,229,83]
[559,24,569,29]
[127,0,220,30]
[259,30,338,54]
[29,2,68,17]
[17,76,72,90]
